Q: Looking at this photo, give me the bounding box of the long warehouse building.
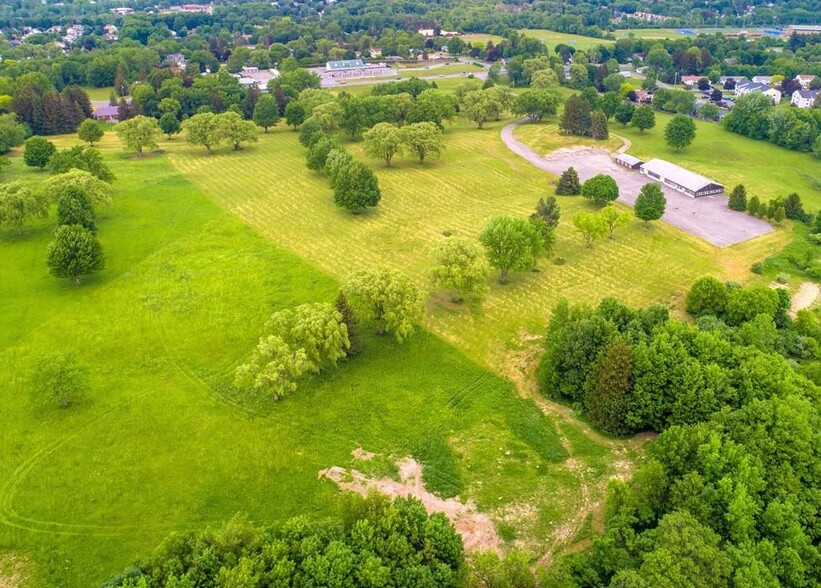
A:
[639,158,724,198]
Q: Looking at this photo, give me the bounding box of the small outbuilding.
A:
[92,105,120,123]
[615,153,644,169]
[640,159,724,198]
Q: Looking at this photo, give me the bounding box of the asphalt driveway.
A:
[502,120,773,247]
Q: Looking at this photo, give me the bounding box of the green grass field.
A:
[519,30,614,52]
[0,130,644,585]
[514,110,821,209]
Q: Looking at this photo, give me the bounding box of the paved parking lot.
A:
[502,121,773,247]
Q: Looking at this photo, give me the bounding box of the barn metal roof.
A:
[641,159,723,192]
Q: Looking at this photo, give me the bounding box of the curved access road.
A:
[500,119,773,247]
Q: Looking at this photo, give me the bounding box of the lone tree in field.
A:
[78,119,104,145]
[600,204,632,238]
[23,136,56,170]
[582,174,619,205]
[364,123,403,167]
[555,167,581,195]
[115,115,161,155]
[614,103,635,127]
[400,122,444,163]
[573,211,608,247]
[159,113,181,139]
[631,104,655,133]
[333,160,381,213]
[344,267,425,342]
[428,237,490,303]
[183,112,223,154]
[56,187,96,233]
[634,183,666,223]
[479,216,540,284]
[0,182,48,234]
[728,184,747,212]
[46,224,105,284]
[665,114,696,151]
[253,94,280,132]
[218,112,258,151]
[31,351,90,408]
[44,170,112,211]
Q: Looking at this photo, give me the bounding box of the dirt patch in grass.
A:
[320,457,501,553]
[791,281,819,316]
[0,553,29,588]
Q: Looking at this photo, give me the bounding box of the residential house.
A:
[93,105,121,123]
[796,75,818,89]
[681,75,702,88]
[752,75,774,85]
[640,159,724,198]
[791,89,819,108]
[736,80,781,103]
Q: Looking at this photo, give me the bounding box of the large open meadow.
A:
[0,130,643,585]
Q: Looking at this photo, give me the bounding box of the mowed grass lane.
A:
[0,135,593,585]
[167,117,767,368]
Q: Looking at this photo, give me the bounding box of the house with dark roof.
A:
[640,159,724,198]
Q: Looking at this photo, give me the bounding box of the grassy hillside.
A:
[0,135,631,586]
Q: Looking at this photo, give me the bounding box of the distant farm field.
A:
[519,30,614,52]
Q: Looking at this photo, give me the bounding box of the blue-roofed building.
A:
[326,59,366,71]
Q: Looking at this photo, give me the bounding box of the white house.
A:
[792,89,819,108]
[751,75,774,85]
[796,74,818,89]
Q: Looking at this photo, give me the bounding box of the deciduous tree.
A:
[363,122,403,166]
[614,102,635,127]
[601,204,632,238]
[44,170,112,210]
[573,211,608,247]
[306,134,335,171]
[56,186,96,233]
[512,90,560,122]
[77,119,104,145]
[218,111,258,151]
[344,267,425,341]
[46,224,105,284]
[631,104,655,133]
[634,183,666,223]
[23,136,56,169]
[428,237,490,302]
[31,351,90,408]
[333,160,381,213]
[479,216,539,283]
[0,114,26,154]
[0,181,48,234]
[582,174,619,205]
[158,113,181,139]
[183,112,223,154]
[685,276,729,317]
[115,115,160,155]
[400,122,444,163]
[664,114,696,151]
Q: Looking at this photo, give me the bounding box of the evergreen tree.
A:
[728,184,747,212]
[555,167,581,195]
[559,94,592,136]
[335,292,360,355]
[783,193,808,222]
[584,337,633,435]
[773,205,786,224]
[531,196,561,230]
[117,99,134,122]
[590,110,609,140]
[747,195,760,216]
[634,183,666,223]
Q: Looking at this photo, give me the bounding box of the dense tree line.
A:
[102,495,465,587]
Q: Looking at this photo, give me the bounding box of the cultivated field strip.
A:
[168,119,745,368]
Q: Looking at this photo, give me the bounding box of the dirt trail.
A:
[320,457,501,553]
[791,281,819,317]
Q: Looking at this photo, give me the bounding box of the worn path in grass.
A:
[503,119,773,247]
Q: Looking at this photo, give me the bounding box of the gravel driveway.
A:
[502,120,773,247]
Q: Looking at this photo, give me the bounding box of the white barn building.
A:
[640,159,724,198]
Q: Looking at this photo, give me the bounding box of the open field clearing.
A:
[0,134,640,585]
[519,30,614,52]
[167,117,780,370]
[461,33,505,46]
